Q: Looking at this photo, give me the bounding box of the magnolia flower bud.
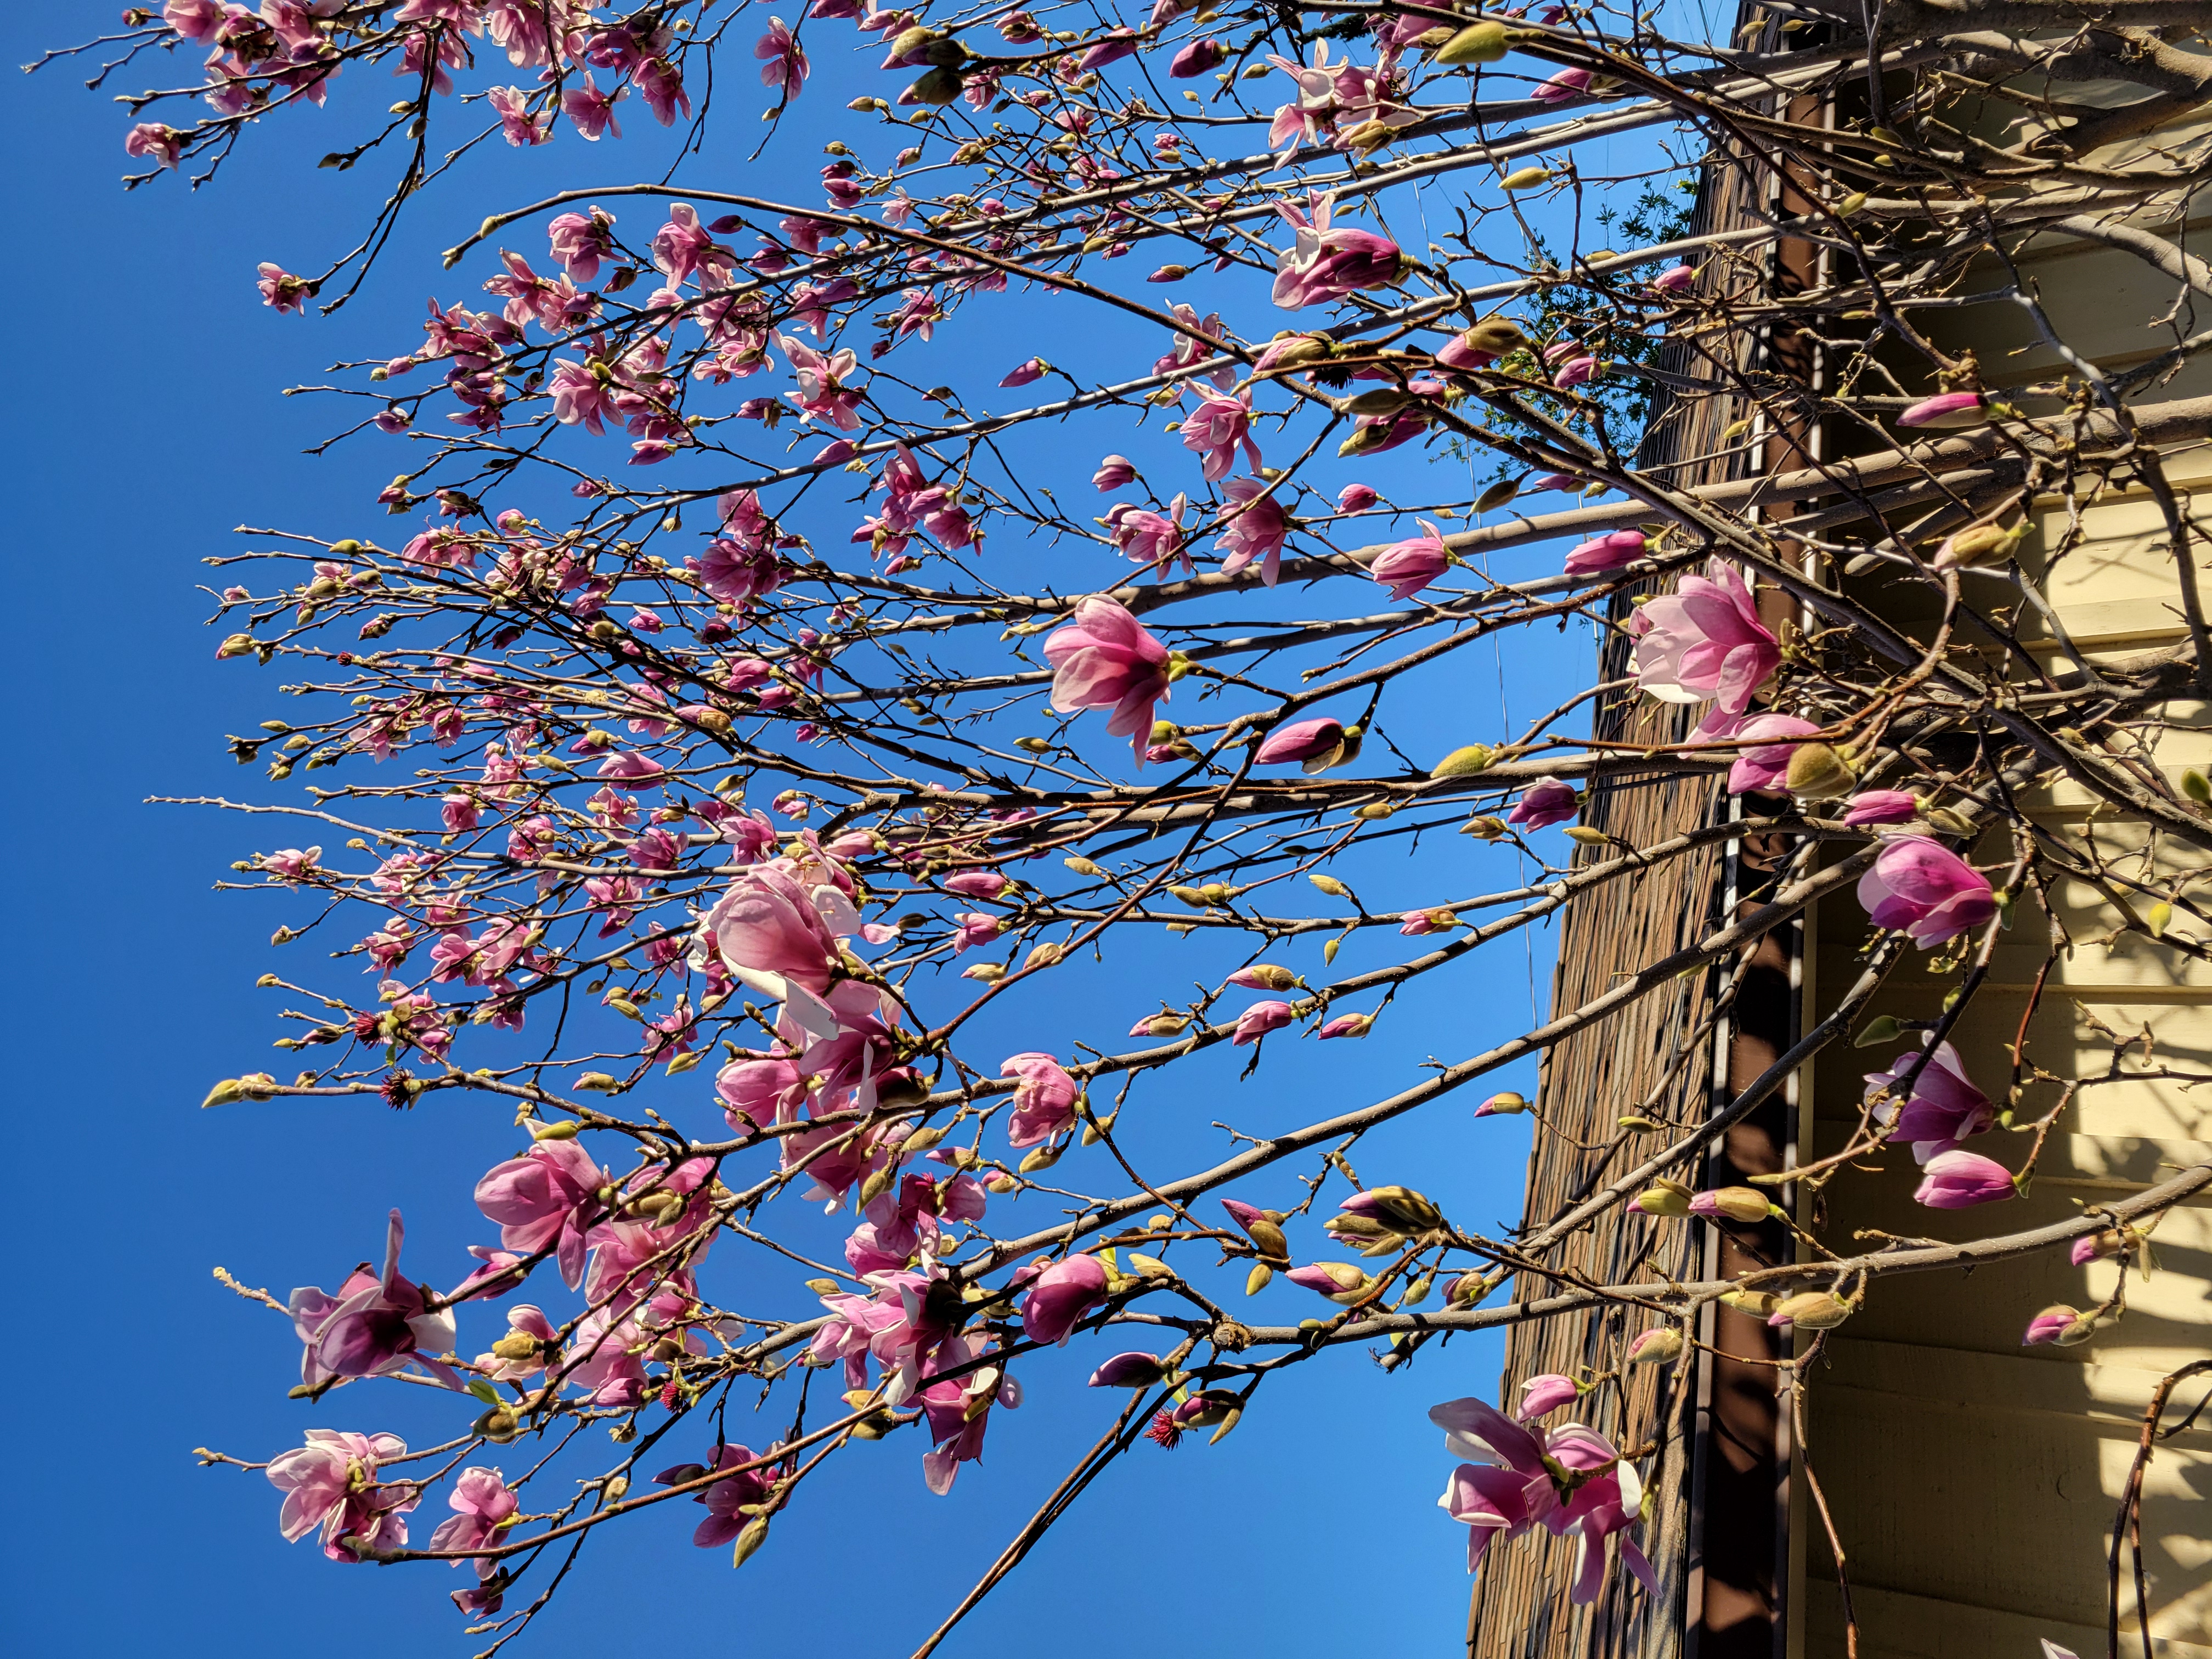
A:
[490,1332,541,1362]
[730,1515,771,1569]
[1631,1178,1694,1217]
[1718,1288,1780,1317]
[474,1406,521,1443]
[1784,742,1856,799]
[1461,815,1510,839]
[1690,1186,1774,1224]
[1346,1184,1443,1233]
[1245,1262,1274,1295]
[1089,1352,1173,1388]
[1933,522,2026,568]
[1475,1091,1528,1117]
[1435,20,1512,62]
[1499,166,1554,191]
[1430,743,1495,777]
[1768,1291,1854,1330]
[905,66,966,105]
[1229,963,1300,990]
[1626,1327,1684,1364]
[1461,319,1528,356]
[1475,478,1520,512]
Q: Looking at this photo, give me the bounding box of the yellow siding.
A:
[1795,444,2212,1657]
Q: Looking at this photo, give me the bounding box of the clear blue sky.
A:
[0,10,1606,1652]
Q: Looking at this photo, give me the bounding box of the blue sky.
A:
[0,10,1624,1654]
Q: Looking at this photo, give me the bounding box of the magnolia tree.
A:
[44,0,2212,1651]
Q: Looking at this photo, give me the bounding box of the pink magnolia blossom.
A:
[1232,1000,1295,1045]
[1842,789,1920,826]
[1043,595,1172,763]
[912,1333,1017,1493]
[1020,1255,1109,1344]
[1108,495,1189,573]
[1864,1040,1993,1159]
[269,1430,418,1562]
[1430,1396,1657,1602]
[654,1446,775,1548]
[716,1051,806,1132]
[1000,357,1047,387]
[756,17,808,99]
[473,1138,605,1288]
[546,210,617,283]
[1093,455,1138,491]
[1725,714,1821,794]
[1563,529,1645,577]
[288,1210,460,1389]
[1317,1012,1373,1039]
[706,864,856,1000]
[428,1466,518,1585]
[1369,521,1451,600]
[1272,195,1402,309]
[562,72,625,140]
[163,0,225,41]
[1628,560,1780,730]
[1338,482,1378,512]
[1856,834,1997,947]
[257,263,312,315]
[1913,1148,2017,1209]
[486,84,551,145]
[125,122,185,168]
[1002,1052,1080,1147]
[1514,1374,1582,1421]
[778,334,864,428]
[951,911,1002,952]
[1181,393,1260,482]
[1254,716,1345,768]
[1214,476,1292,585]
[1652,264,1697,294]
[1507,777,1579,830]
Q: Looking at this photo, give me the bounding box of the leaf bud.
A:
[1461,815,1509,839]
[1018,1143,1063,1173]
[1852,1013,1904,1048]
[2183,769,2211,805]
[1245,1262,1274,1295]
